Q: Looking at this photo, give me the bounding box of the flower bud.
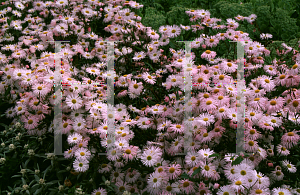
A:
[214,183,220,189]
[105,180,110,186]
[268,163,273,167]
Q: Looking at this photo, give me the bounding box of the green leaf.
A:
[102,176,106,182]
[180,172,190,179]
[110,183,118,189]
[0,123,8,129]
[33,188,42,195]
[31,184,39,191]
[43,165,51,179]
[145,62,155,72]
[208,153,219,158]
[296,161,300,167]
[232,156,244,165]
[46,180,59,185]
[11,175,22,178]
[49,191,57,195]
[142,191,149,195]
[22,177,26,185]
[34,175,40,182]
[191,167,201,177]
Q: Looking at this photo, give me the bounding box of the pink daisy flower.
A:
[197,131,214,144]
[201,50,217,59]
[67,133,83,145]
[15,103,28,115]
[200,161,216,179]
[200,98,217,112]
[276,144,290,156]
[180,24,191,31]
[146,28,160,40]
[62,118,73,134]
[169,123,184,134]
[281,130,300,149]
[23,115,39,130]
[166,163,181,180]
[122,145,140,161]
[142,72,156,85]
[168,25,181,38]
[128,80,143,95]
[265,97,285,114]
[197,113,215,127]
[74,147,92,161]
[244,139,259,153]
[65,94,83,110]
[205,35,219,48]
[217,185,236,195]
[226,18,239,29]
[32,82,51,98]
[64,148,75,159]
[285,74,300,87]
[259,77,276,92]
[185,152,200,167]
[132,51,146,61]
[92,188,107,195]
[178,179,196,195]
[73,158,89,172]
[147,171,164,189]
[140,146,162,167]
[220,60,238,73]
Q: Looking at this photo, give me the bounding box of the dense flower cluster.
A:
[0,0,300,194]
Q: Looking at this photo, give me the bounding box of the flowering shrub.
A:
[0,0,300,195]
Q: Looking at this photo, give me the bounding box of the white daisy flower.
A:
[197,9,210,18]
[196,113,215,127]
[73,117,86,131]
[168,25,181,38]
[140,149,161,167]
[86,67,100,76]
[132,51,146,61]
[272,187,292,195]
[65,94,83,110]
[115,138,129,149]
[198,148,215,160]
[142,72,156,85]
[75,147,92,161]
[281,160,297,173]
[73,158,89,172]
[67,133,83,145]
[15,2,25,10]
[147,172,163,188]
[128,80,144,95]
[185,151,200,167]
[81,8,94,18]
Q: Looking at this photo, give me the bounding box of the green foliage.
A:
[141,7,166,31]
[213,1,253,20]
[231,156,244,165]
[165,7,191,27]
[136,0,300,43]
